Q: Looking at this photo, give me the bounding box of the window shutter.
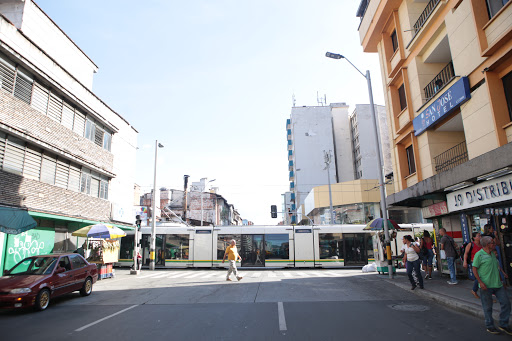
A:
[94,125,104,147]
[3,136,25,174]
[68,163,81,192]
[55,159,69,189]
[23,145,42,180]
[31,81,49,115]
[0,131,5,168]
[47,92,63,122]
[73,109,86,136]
[90,174,100,198]
[61,102,74,130]
[0,54,15,94]
[40,153,57,185]
[13,69,33,104]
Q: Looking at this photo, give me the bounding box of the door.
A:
[69,254,88,289]
[53,256,74,296]
[344,234,367,265]
[294,228,314,267]
[241,235,265,267]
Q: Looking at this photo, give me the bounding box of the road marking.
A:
[75,305,138,332]
[268,272,276,277]
[152,272,175,279]
[200,272,220,278]
[166,272,193,278]
[295,272,310,277]
[251,272,261,278]
[137,273,166,279]
[277,302,287,331]
[183,273,205,278]
[282,272,292,277]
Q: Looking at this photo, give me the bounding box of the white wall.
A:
[331,103,354,182]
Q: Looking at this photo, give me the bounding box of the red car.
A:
[0,253,98,311]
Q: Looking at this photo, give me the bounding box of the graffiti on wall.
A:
[4,228,55,271]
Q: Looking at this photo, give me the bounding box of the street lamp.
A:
[149,140,164,271]
[201,178,216,226]
[325,51,393,278]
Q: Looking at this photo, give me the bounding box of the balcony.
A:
[289,160,293,171]
[424,61,455,102]
[290,182,294,190]
[289,171,294,181]
[412,0,441,36]
[433,141,468,173]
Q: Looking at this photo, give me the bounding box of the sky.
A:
[36,0,384,225]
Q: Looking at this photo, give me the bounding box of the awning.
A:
[27,211,134,231]
[0,207,38,234]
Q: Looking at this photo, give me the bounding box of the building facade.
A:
[0,1,137,272]
[358,0,512,276]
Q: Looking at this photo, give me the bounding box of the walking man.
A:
[222,239,243,281]
[439,228,458,284]
[473,236,511,335]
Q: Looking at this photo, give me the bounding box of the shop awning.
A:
[0,206,38,234]
[27,211,134,231]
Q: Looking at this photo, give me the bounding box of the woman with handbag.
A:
[420,230,434,279]
[403,235,424,290]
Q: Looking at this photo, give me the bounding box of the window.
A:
[265,234,289,260]
[85,118,96,142]
[80,168,91,194]
[40,153,57,185]
[398,84,407,111]
[487,0,511,19]
[103,131,112,151]
[100,175,109,199]
[391,30,398,53]
[406,145,416,175]
[3,136,25,174]
[319,233,344,260]
[503,71,512,121]
[13,69,33,104]
[165,234,190,260]
[217,234,241,260]
[69,254,86,269]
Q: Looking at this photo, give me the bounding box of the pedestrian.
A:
[439,227,458,285]
[420,230,434,279]
[483,224,504,281]
[222,239,243,281]
[463,232,483,299]
[403,235,424,290]
[472,236,512,335]
[137,250,142,270]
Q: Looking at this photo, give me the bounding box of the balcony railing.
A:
[412,0,441,36]
[424,61,455,102]
[433,141,468,173]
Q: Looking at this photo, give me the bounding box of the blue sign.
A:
[413,77,471,136]
[460,213,470,244]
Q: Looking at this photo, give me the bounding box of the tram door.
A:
[241,235,265,267]
[141,234,165,266]
[344,234,367,265]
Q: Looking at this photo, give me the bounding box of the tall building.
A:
[357,0,512,275]
[0,1,137,272]
[287,102,396,224]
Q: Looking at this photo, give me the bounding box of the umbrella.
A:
[0,207,37,234]
[72,224,126,239]
[363,218,402,231]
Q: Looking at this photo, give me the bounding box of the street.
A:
[0,269,500,340]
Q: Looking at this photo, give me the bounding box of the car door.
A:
[69,254,88,289]
[53,256,74,296]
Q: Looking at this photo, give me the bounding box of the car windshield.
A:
[8,257,58,275]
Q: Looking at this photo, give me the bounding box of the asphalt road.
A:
[0,269,502,340]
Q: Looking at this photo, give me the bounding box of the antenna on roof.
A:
[317,92,327,106]
[292,93,296,107]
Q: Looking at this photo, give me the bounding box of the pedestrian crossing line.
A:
[166,272,194,278]
[200,272,220,278]
[137,273,167,279]
[268,272,277,277]
[295,272,310,277]
[282,272,292,278]
[183,272,206,279]
[152,272,177,279]
[324,271,344,277]
[251,272,262,278]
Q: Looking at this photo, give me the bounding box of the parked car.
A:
[0,253,98,311]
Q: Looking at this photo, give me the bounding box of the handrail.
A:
[413,0,441,35]
[423,61,455,102]
[433,141,468,173]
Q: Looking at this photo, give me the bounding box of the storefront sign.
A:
[413,77,471,136]
[422,201,448,218]
[447,174,512,212]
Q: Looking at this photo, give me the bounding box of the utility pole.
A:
[149,140,163,271]
[324,150,335,224]
[182,175,190,224]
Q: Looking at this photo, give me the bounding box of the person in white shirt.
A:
[403,235,424,290]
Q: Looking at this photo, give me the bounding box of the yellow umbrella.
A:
[72,224,126,239]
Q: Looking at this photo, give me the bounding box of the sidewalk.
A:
[384,268,512,321]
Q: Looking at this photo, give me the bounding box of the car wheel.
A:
[80,277,93,296]
[34,288,51,311]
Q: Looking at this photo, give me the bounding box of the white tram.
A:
[116,223,432,269]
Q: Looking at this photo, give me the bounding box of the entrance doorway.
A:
[241,235,265,267]
[344,234,371,265]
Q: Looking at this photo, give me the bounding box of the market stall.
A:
[72,224,125,280]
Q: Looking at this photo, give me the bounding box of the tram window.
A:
[165,234,189,260]
[319,233,344,260]
[217,234,241,260]
[119,235,134,260]
[265,234,289,259]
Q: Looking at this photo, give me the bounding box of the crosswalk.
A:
[134,270,355,281]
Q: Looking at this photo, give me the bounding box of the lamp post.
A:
[325,52,393,278]
[149,140,164,271]
[201,178,216,226]
[324,150,335,224]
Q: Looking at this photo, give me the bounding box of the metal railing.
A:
[412,0,441,35]
[424,61,455,102]
[433,141,468,173]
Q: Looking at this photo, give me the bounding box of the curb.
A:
[384,278,502,321]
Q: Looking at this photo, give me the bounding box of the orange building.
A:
[357,0,512,276]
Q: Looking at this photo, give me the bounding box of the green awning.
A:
[28,211,134,231]
[0,207,37,234]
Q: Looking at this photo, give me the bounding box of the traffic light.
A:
[270,205,277,218]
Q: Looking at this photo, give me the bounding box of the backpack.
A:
[459,242,473,263]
